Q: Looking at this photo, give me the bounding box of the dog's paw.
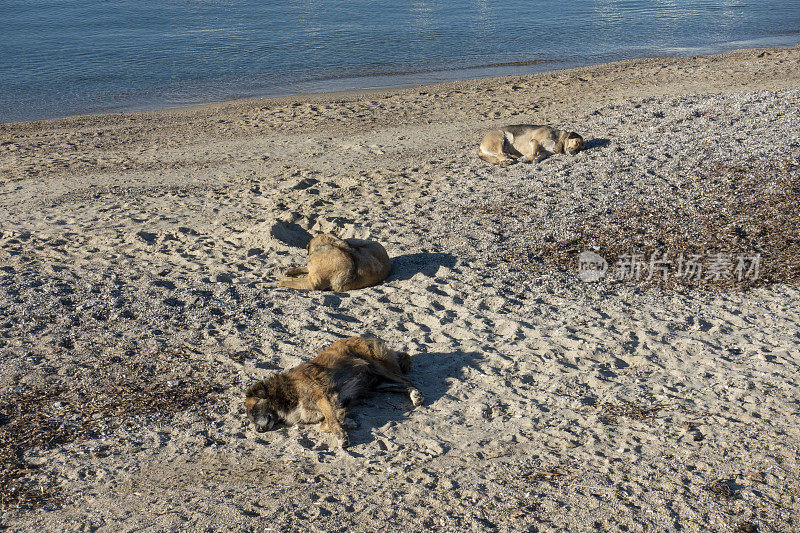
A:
[337,432,350,448]
[342,417,360,430]
[409,388,424,407]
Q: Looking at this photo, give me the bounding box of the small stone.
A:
[27,456,47,467]
[423,440,446,456]
[704,479,735,498]
[439,478,457,490]
[734,521,757,533]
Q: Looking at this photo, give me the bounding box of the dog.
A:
[277,233,391,291]
[245,336,423,448]
[478,125,585,165]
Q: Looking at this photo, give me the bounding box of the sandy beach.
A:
[1,46,799,531]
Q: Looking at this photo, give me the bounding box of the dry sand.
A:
[1,46,799,531]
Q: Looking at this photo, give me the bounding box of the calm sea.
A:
[1,0,798,122]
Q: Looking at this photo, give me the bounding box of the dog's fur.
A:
[245,337,423,447]
[478,125,585,165]
[277,233,391,291]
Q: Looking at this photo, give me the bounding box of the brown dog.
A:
[478,124,585,165]
[277,233,391,291]
[245,337,423,447]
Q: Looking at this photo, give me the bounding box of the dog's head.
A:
[307,233,349,254]
[565,132,585,155]
[307,233,334,254]
[245,380,280,433]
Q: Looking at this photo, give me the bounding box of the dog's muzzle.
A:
[252,416,275,433]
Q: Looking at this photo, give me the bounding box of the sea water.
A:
[1,0,798,122]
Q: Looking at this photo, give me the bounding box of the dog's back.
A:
[298,336,411,403]
[500,124,546,137]
[347,239,391,290]
[313,238,390,291]
[502,125,556,147]
[283,234,390,291]
[312,336,409,374]
[307,243,355,291]
[479,125,548,164]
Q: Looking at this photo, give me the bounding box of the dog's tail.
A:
[397,351,412,374]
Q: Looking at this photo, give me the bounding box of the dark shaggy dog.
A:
[245,337,423,447]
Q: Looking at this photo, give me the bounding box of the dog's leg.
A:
[315,396,349,448]
[521,139,542,163]
[342,417,359,430]
[397,351,412,374]
[278,272,332,290]
[370,351,425,407]
[409,387,424,406]
[277,276,316,290]
[503,135,524,155]
[375,383,425,407]
[533,139,553,163]
[374,366,424,407]
[478,150,515,166]
[479,134,520,166]
[283,266,309,277]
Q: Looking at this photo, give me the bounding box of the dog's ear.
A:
[245,379,270,399]
[307,233,330,253]
[307,233,329,253]
[316,233,352,252]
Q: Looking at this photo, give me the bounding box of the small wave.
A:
[301,58,553,83]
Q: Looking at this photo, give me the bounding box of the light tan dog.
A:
[245,336,423,448]
[277,233,391,291]
[478,125,585,165]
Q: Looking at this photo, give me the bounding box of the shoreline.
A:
[3,44,799,188]
[1,44,798,126]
